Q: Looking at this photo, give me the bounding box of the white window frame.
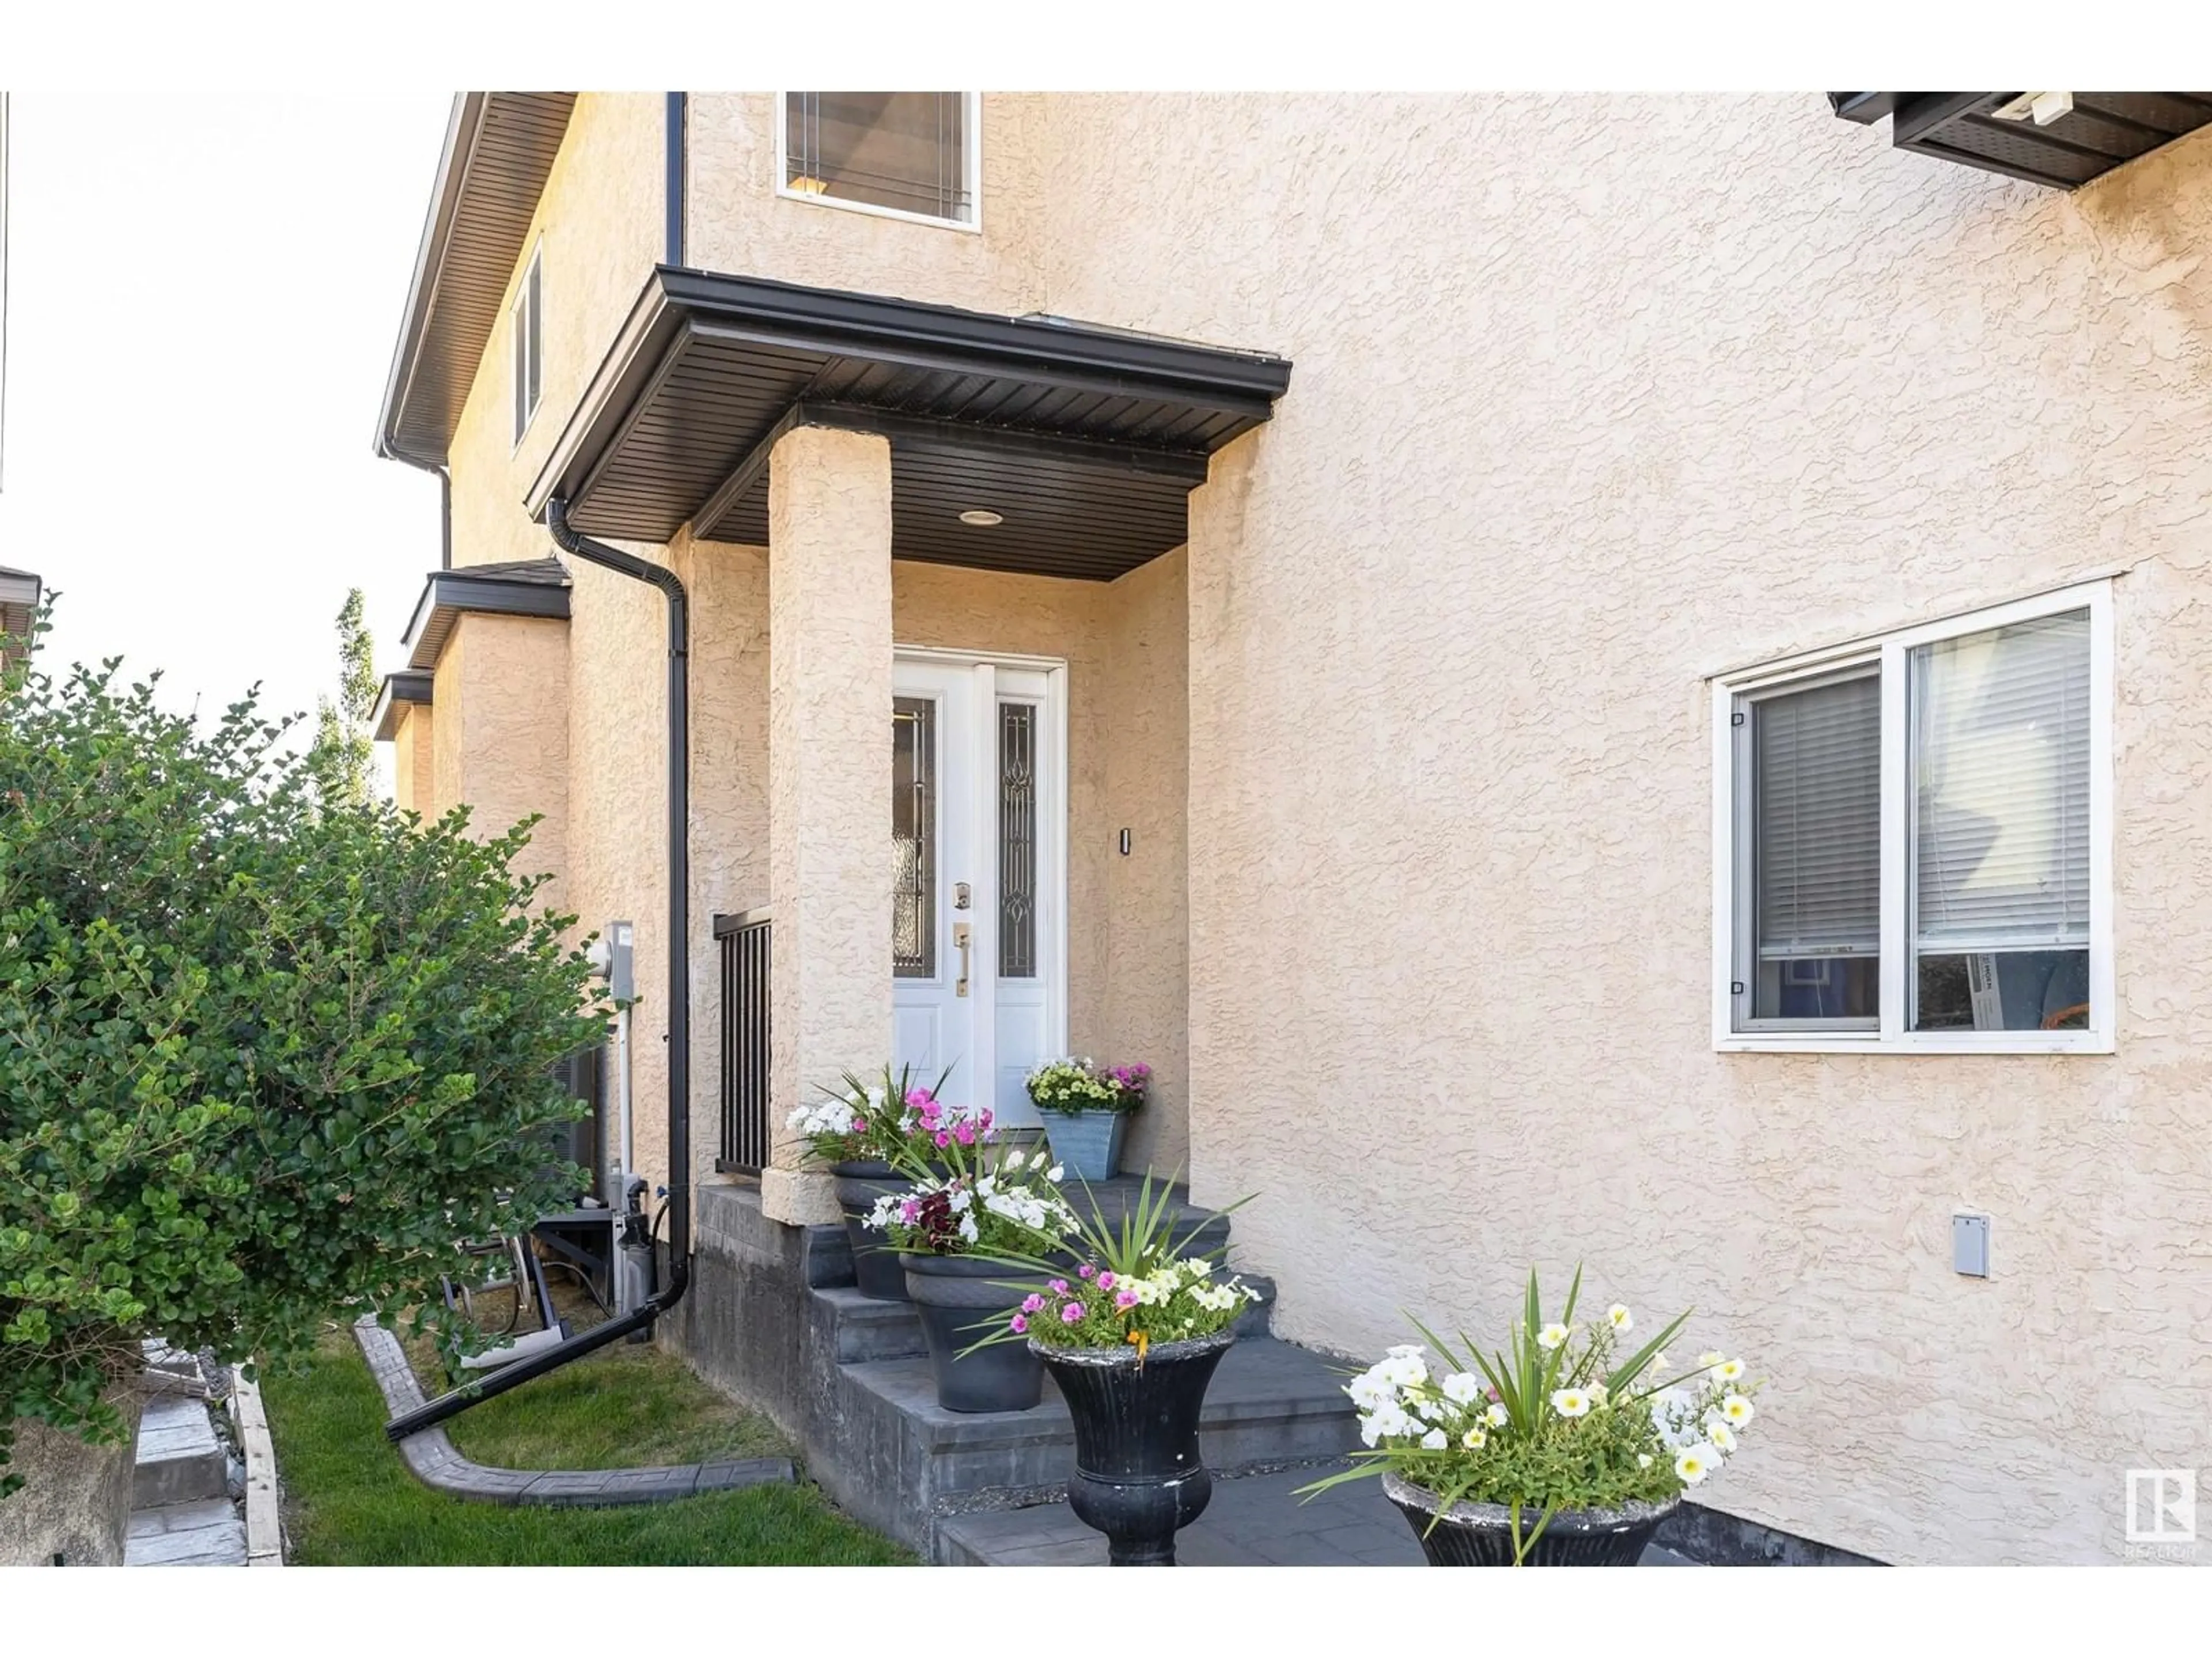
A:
[772,92,983,234]
[1711,578,2115,1055]
[511,242,543,449]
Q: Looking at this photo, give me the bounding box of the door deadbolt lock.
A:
[953,881,971,910]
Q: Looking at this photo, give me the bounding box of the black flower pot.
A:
[829,1160,910,1302]
[1382,1471,1678,1566]
[901,1252,1046,1413]
[1033,1328,1234,1566]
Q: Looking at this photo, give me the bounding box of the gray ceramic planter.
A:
[828,1158,910,1302]
[1382,1470,1679,1566]
[900,1252,1046,1413]
[1043,1108,1128,1183]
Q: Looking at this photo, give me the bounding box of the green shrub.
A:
[0,632,604,1495]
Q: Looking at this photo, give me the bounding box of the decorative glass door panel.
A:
[891,653,1063,1127]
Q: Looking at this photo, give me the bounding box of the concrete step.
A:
[132,1392,230,1508]
[124,1496,246,1567]
[839,1334,1360,1521]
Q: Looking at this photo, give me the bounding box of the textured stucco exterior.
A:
[389,91,2212,1565]
[1039,94,2212,1566]
[427,613,570,916]
[763,426,895,1225]
[389,702,434,817]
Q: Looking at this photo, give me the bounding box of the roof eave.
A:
[376,94,484,468]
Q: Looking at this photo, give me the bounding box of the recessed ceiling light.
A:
[958,510,1004,527]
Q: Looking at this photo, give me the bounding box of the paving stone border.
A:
[354,1316,795,1507]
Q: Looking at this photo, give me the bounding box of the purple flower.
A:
[1062,1302,1085,1324]
[1097,1271,1116,1291]
[953,1121,976,1146]
[1078,1264,1094,1280]
[1009,1313,1029,1334]
[898,1200,920,1224]
[1021,1293,1044,1313]
[1048,1279,1069,1296]
[1115,1289,1139,1310]
[934,1131,951,1149]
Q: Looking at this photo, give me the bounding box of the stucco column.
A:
[760,424,894,1226]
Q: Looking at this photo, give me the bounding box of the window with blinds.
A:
[781,93,976,226]
[512,248,541,445]
[1721,583,2109,1050]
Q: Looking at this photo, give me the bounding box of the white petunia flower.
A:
[1717,1358,1745,1382]
[1537,1323,1571,1350]
[1637,1453,1654,1469]
[1551,1389,1592,1418]
[1721,1394,1755,1426]
[1486,1403,1510,1427]
[1419,1428,1448,1451]
[1675,1445,1717,1485]
[1441,1372,1484,1406]
[1607,1304,1633,1332]
[1046,1165,1065,1182]
[1707,1423,1738,1455]
[1461,1427,1487,1450]
[1698,1351,1725,1368]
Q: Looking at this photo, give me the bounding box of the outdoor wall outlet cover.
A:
[1952,1212,1991,1278]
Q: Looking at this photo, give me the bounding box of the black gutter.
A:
[385,494,691,1441]
[665,92,687,267]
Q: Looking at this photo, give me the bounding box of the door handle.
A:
[953,923,971,998]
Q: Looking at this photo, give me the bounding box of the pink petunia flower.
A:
[1078,1264,1094,1279]
[1048,1279,1069,1295]
[1009,1314,1029,1334]
[1097,1271,1116,1291]
[1062,1302,1085,1323]
[934,1131,951,1149]
[1115,1289,1139,1310]
[1021,1293,1045,1313]
[953,1122,976,1146]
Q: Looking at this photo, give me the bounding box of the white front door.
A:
[891,650,1066,1128]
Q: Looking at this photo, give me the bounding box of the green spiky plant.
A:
[1300,1266,1759,1565]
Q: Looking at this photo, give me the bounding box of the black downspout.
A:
[385,495,691,1440]
[664,92,687,268]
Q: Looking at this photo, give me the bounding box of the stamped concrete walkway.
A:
[938,1460,1692,1566]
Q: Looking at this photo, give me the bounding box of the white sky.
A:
[0,92,454,765]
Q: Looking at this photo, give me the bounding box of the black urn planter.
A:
[828,1159,910,1302]
[1382,1471,1678,1566]
[901,1252,1045,1413]
[1033,1328,1234,1565]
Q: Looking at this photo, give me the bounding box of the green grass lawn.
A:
[264,1331,915,1566]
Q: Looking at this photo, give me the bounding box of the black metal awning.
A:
[525,267,1294,582]
[1830,92,2212,189]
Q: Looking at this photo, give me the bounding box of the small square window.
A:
[512,248,542,446]
[1717,581,2112,1054]
[779,93,978,228]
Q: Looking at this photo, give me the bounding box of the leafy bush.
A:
[0,635,603,1495]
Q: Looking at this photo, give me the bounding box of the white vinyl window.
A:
[776,93,980,230]
[1714,579,2113,1053]
[511,246,542,446]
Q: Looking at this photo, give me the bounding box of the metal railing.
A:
[713,907,772,1174]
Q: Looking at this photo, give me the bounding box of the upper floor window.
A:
[512,247,542,446]
[778,93,979,229]
[1715,579,2112,1054]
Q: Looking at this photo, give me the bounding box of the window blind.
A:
[1912,611,2091,950]
[785,93,971,222]
[1754,672,1881,959]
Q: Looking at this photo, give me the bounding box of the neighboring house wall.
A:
[1035,93,2212,1565]
[390,704,434,815]
[448,93,663,573]
[427,612,571,915]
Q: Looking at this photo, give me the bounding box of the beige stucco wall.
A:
[1036,94,2212,1566]
[685,94,1045,316]
[446,92,664,574]
[426,612,570,916]
[390,702,435,816]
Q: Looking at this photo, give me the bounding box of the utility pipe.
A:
[385,495,691,1440]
